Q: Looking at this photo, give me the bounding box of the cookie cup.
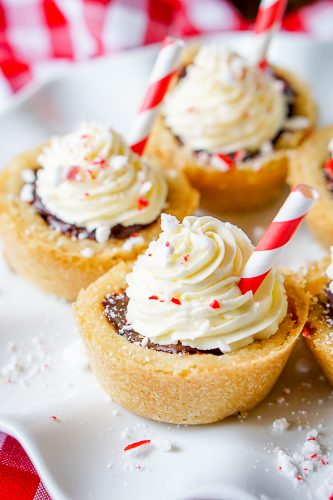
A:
[0,146,199,301]
[288,126,333,248]
[147,45,316,213]
[305,258,333,385]
[74,263,308,425]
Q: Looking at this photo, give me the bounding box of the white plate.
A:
[1,33,333,500]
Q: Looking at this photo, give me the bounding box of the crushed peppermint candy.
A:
[151,438,172,452]
[122,236,144,252]
[149,295,159,300]
[137,197,149,210]
[209,299,221,309]
[21,168,36,183]
[211,153,235,171]
[95,226,111,244]
[124,440,151,452]
[1,337,51,386]
[124,438,172,453]
[49,415,60,422]
[272,418,289,432]
[275,429,329,484]
[159,241,174,265]
[92,157,106,168]
[67,166,81,181]
[20,184,34,203]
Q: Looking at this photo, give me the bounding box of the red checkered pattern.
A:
[0,432,51,499]
[1,0,333,498]
[0,0,331,109]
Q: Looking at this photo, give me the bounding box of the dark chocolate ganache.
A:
[325,285,333,309]
[308,285,333,332]
[171,65,298,163]
[323,285,333,322]
[102,292,224,356]
[30,175,156,241]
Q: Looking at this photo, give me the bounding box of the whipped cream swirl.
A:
[126,214,287,352]
[163,44,287,154]
[35,122,168,235]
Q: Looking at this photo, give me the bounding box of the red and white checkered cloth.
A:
[1,0,333,108]
[0,433,50,499]
[2,0,333,498]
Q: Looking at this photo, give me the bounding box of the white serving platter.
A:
[0,32,333,500]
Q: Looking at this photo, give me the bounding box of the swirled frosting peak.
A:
[35,122,168,234]
[163,44,287,154]
[126,214,287,352]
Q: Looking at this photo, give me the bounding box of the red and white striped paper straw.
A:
[128,37,184,156]
[252,0,288,67]
[239,184,318,295]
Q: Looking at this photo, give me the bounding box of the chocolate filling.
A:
[322,285,333,326]
[31,177,156,240]
[309,285,333,331]
[171,65,298,163]
[325,285,333,310]
[102,292,224,356]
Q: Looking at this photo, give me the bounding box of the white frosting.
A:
[126,214,287,352]
[163,44,287,154]
[326,247,333,294]
[35,122,167,233]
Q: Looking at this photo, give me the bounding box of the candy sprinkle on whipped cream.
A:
[125,214,287,352]
[23,122,168,240]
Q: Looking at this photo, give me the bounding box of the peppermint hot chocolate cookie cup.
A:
[288,125,333,249]
[147,43,316,213]
[0,122,198,301]
[74,215,308,425]
[305,256,333,385]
